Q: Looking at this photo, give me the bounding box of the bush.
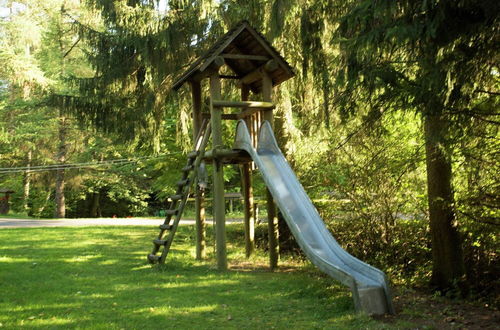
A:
[460,219,499,303]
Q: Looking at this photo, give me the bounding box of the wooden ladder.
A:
[147,119,211,264]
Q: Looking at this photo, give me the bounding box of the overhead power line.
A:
[0,152,182,174]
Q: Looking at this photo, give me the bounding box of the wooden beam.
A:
[204,148,248,159]
[221,54,270,61]
[211,56,225,68]
[199,55,226,72]
[209,72,227,271]
[240,84,255,258]
[190,80,205,261]
[190,56,226,83]
[264,60,279,72]
[238,60,279,86]
[212,100,275,109]
[202,113,239,120]
[262,71,279,271]
[203,149,251,164]
[262,75,274,123]
[198,23,247,72]
[239,69,261,86]
[190,81,203,139]
[195,187,206,260]
[243,25,295,78]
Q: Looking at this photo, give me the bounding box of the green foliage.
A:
[57,0,219,149]
[329,0,499,293]
[1,0,498,303]
[335,0,499,120]
[460,219,499,299]
[329,216,432,286]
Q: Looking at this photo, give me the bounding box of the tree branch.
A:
[475,89,500,96]
[63,36,80,58]
[457,210,500,226]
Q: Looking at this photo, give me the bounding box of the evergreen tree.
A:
[333,0,499,293]
[1,0,93,217]
[59,0,218,151]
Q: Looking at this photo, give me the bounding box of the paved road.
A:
[0,217,243,229]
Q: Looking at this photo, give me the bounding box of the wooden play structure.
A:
[147,21,394,315]
[147,21,294,270]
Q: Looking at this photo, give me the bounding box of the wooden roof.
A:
[172,20,295,92]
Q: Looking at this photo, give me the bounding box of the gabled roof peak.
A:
[172,20,295,92]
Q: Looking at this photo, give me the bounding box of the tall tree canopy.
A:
[65,0,498,294]
[1,0,497,299]
[333,0,499,292]
[59,0,219,150]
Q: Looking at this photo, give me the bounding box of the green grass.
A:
[0,225,393,329]
[0,212,36,219]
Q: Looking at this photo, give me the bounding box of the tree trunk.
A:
[423,112,466,293]
[322,87,330,129]
[37,191,52,217]
[22,149,32,212]
[90,191,100,218]
[54,116,67,218]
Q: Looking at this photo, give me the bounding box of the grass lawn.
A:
[0,225,397,329]
[0,224,494,330]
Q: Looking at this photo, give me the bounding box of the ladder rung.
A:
[159,224,173,230]
[147,254,160,263]
[165,209,178,216]
[187,151,199,158]
[153,239,167,246]
[169,195,183,201]
[177,179,189,187]
[182,165,194,172]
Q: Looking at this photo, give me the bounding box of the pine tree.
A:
[333,0,499,293]
[57,0,218,150]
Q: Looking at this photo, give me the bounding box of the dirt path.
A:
[0,217,242,228]
[379,287,499,329]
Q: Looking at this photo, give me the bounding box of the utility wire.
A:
[1,157,137,171]
[0,154,170,170]
[0,152,182,174]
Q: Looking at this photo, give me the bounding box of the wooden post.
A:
[195,188,206,259]
[240,84,255,258]
[209,69,228,271]
[191,81,203,136]
[262,72,279,270]
[241,164,255,257]
[190,81,206,260]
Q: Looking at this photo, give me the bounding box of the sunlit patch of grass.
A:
[0,225,400,329]
[0,256,31,263]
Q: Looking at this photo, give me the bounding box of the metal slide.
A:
[234,120,394,315]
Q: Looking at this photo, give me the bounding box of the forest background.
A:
[0,0,498,305]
